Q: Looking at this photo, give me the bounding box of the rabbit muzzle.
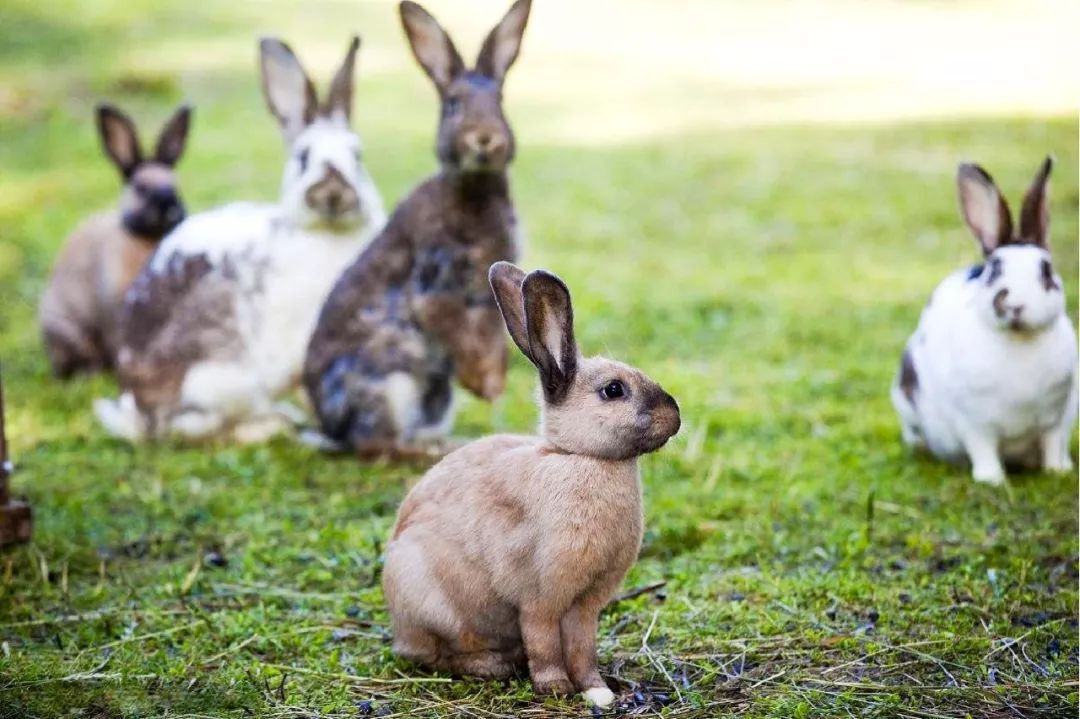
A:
[634,390,681,455]
[305,164,361,225]
[123,185,185,239]
[459,127,511,173]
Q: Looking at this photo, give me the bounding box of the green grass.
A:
[0,1,1077,717]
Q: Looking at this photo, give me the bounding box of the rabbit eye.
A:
[297,148,310,172]
[1042,259,1059,291]
[444,96,462,116]
[986,257,1003,284]
[353,147,362,163]
[600,380,625,401]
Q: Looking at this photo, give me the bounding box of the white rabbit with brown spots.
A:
[94,36,385,444]
[892,157,1077,485]
[39,103,191,377]
[383,263,681,707]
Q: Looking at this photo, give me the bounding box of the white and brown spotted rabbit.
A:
[302,0,529,455]
[94,36,385,443]
[892,157,1077,485]
[39,103,191,377]
[383,263,681,707]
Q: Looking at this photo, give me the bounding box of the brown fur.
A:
[39,104,191,378]
[303,1,531,449]
[115,252,246,420]
[383,263,680,702]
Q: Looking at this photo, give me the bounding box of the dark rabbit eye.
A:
[1042,259,1059,291]
[444,96,461,116]
[600,380,625,400]
[297,147,310,172]
[353,147,362,163]
[986,257,1003,284]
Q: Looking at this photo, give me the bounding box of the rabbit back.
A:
[384,436,643,647]
[112,201,373,438]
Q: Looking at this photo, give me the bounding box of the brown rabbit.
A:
[39,103,192,377]
[382,263,681,706]
[302,0,530,454]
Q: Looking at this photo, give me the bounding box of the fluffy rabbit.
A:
[39,103,191,377]
[383,263,681,706]
[302,0,529,455]
[891,157,1077,485]
[94,36,385,443]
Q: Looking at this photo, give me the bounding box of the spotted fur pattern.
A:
[303,0,530,454]
[94,37,385,443]
[891,157,1077,485]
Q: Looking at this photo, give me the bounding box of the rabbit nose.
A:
[326,190,343,211]
[468,130,506,156]
[660,392,679,413]
[149,187,177,207]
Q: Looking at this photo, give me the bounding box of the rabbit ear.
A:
[96,103,142,179]
[489,262,529,358]
[400,1,465,92]
[324,35,360,124]
[523,270,578,404]
[154,104,192,166]
[475,0,531,84]
[957,163,1013,256]
[1019,156,1053,248]
[260,37,318,141]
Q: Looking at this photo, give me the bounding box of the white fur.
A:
[892,246,1077,484]
[97,112,386,443]
[583,687,616,707]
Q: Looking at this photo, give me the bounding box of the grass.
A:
[0,0,1077,717]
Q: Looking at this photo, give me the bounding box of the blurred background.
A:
[1,0,1077,455]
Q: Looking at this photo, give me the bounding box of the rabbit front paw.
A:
[971,462,1006,486]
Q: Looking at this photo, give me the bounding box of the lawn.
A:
[0,0,1077,717]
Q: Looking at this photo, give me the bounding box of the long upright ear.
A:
[260,37,318,141]
[475,0,531,83]
[489,261,529,358]
[1019,156,1052,248]
[96,104,142,179]
[154,104,192,166]
[324,35,360,124]
[400,1,465,92]
[523,270,578,404]
[957,163,1013,256]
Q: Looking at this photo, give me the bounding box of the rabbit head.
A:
[400,0,530,174]
[489,262,681,460]
[97,103,191,239]
[260,36,382,233]
[957,157,1064,333]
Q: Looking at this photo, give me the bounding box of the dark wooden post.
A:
[0,368,32,546]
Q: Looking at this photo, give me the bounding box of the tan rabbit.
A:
[39,103,192,377]
[382,262,681,707]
